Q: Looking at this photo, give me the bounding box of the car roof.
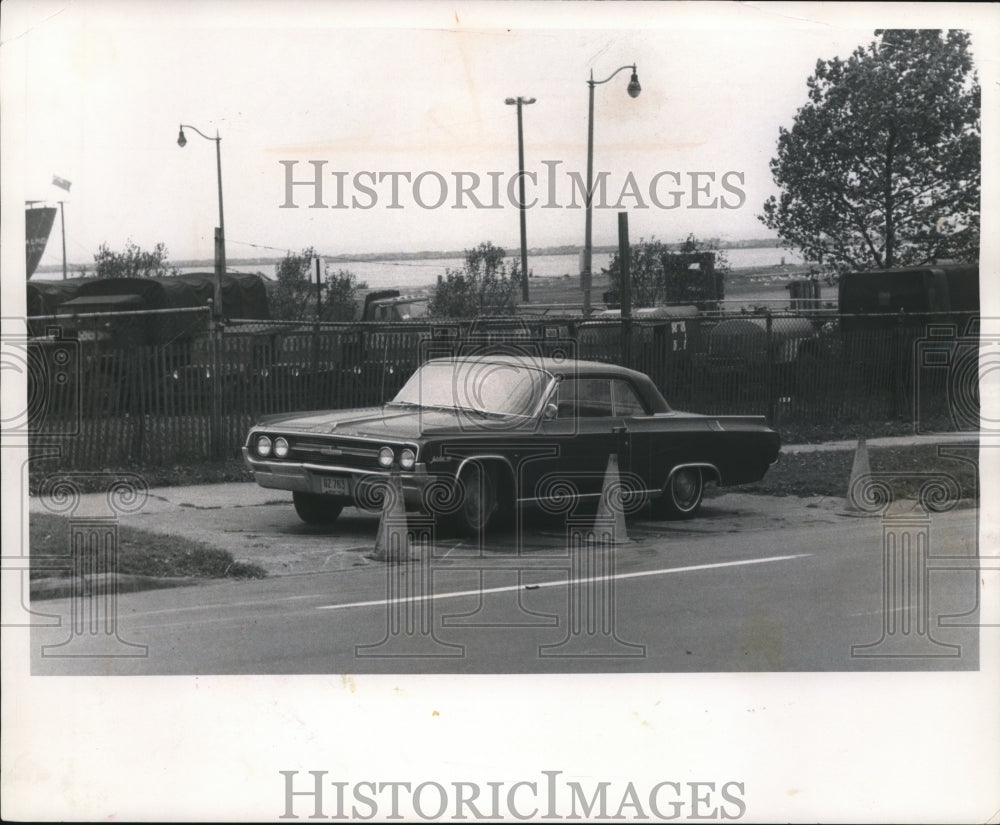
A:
[423,354,653,382]
[421,355,670,413]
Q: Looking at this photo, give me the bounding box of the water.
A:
[36,245,803,291]
[234,245,804,290]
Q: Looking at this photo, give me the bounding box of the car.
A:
[242,355,781,534]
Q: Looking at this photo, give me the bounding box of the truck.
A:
[33,272,272,415]
[838,263,979,330]
[360,289,430,322]
[836,263,980,412]
[53,271,270,345]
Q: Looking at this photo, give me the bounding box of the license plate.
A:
[320,475,350,496]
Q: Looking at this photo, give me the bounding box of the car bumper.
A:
[242,447,435,507]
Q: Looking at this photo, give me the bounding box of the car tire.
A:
[293,492,344,525]
[653,467,704,520]
[452,463,499,535]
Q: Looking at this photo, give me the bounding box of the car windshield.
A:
[388,360,551,418]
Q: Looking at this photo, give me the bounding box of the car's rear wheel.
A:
[293,492,344,525]
[653,467,704,520]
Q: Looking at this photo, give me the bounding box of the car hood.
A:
[253,406,532,439]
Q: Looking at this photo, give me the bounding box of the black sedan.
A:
[243,355,780,533]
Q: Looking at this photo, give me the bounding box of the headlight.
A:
[255,435,272,457]
[399,448,416,470]
[378,446,394,467]
[273,437,289,458]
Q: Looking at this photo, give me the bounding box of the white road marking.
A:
[316,553,811,611]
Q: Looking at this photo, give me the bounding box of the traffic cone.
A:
[595,453,630,545]
[367,468,413,562]
[844,436,873,514]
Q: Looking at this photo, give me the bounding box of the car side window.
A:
[556,378,613,418]
[613,379,648,417]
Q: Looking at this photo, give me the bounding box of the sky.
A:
[5,0,995,274]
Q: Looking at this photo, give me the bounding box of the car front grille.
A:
[287,438,381,468]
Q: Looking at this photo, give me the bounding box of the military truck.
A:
[34,272,272,415]
[53,271,270,345]
[838,264,978,330]
[360,289,430,322]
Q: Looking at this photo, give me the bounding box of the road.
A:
[27,486,980,674]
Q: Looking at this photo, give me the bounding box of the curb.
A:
[30,573,200,602]
[782,433,977,454]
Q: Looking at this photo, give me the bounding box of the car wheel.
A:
[653,467,704,520]
[454,463,498,535]
[293,492,344,525]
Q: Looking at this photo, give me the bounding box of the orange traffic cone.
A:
[595,453,630,545]
[367,468,413,562]
[844,436,874,514]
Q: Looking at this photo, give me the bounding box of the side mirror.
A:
[543,402,558,420]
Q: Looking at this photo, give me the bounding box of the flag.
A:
[52,175,72,192]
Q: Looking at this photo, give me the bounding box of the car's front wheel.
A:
[293,492,344,525]
[452,463,500,535]
[652,467,704,520]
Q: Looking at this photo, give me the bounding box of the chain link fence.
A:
[24,309,979,469]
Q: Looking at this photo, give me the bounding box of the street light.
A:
[582,64,640,315]
[505,96,536,303]
[177,124,226,317]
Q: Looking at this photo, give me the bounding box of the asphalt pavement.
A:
[25,432,979,584]
[22,431,982,673]
[27,494,979,674]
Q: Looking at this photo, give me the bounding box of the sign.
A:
[25,206,57,277]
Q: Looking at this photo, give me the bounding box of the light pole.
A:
[505,96,536,303]
[177,124,226,317]
[582,64,640,315]
[58,201,68,280]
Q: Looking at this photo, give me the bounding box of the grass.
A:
[729,443,979,499]
[28,458,255,496]
[520,261,815,307]
[775,418,956,446]
[30,512,266,596]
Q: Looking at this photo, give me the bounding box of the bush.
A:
[428,242,520,319]
[270,247,368,321]
[91,240,178,279]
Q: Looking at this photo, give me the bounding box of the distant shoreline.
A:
[34,239,794,274]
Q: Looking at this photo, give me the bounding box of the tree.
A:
[92,240,178,279]
[761,29,980,270]
[322,268,368,321]
[269,247,367,322]
[604,235,729,308]
[428,242,520,319]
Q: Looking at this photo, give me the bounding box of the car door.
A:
[609,377,659,492]
[534,375,622,501]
